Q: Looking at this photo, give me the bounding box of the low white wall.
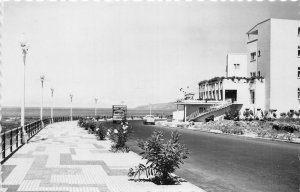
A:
[173,110,184,121]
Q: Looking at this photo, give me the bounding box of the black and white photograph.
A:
[0,1,299,192]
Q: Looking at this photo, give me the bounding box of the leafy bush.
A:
[270,130,278,140]
[243,110,250,118]
[272,122,300,133]
[205,115,214,122]
[128,130,189,185]
[295,111,300,118]
[257,129,268,137]
[88,121,97,134]
[78,117,84,127]
[280,112,287,118]
[95,123,107,140]
[286,133,293,142]
[286,110,295,118]
[221,126,244,135]
[224,110,240,121]
[108,118,132,152]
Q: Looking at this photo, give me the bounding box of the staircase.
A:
[186,101,232,122]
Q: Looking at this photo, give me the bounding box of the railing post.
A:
[16,128,19,148]
[20,127,23,144]
[10,129,13,152]
[25,125,27,139]
[2,133,5,159]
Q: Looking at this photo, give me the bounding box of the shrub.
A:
[88,121,97,134]
[280,112,287,118]
[243,110,250,118]
[295,111,300,118]
[272,122,299,133]
[221,126,244,135]
[270,130,278,140]
[224,110,240,121]
[205,115,214,122]
[249,110,254,116]
[108,118,132,152]
[128,130,189,185]
[286,133,293,142]
[257,129,268,137]
[287,111,294,118]
[78,117,84,127]
[96,123,107,140]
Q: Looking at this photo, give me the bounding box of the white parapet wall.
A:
[173,110,184,121]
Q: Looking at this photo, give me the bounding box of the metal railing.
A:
[186,101,232,122]
[0,116,80,164]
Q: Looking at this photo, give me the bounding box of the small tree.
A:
[128,130,189,185]
[108,117,132,152]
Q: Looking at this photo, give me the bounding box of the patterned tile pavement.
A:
[1,121,206,192]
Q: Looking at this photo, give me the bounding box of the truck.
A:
[112,105,127,123]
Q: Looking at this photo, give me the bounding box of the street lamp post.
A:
[70,94,73,121]
[40,75,45,127]
[51,88,54,123]
[94,98,98,117]
[20,34,29,144]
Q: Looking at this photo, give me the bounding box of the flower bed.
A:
[159,119,300,142]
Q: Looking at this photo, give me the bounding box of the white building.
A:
[246,18,300,113]
[226,53,247,78]
[175,18,300,122]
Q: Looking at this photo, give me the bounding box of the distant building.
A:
[175,18,300,122]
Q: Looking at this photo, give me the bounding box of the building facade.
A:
[247,18,300,112]
[176,18,300,122]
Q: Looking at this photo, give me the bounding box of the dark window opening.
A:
[250,52,256,61]
[225,90,237,102]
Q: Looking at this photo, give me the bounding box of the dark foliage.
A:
[128,130,189,185]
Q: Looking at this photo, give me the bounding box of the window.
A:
[234,64,240,69]
[298,46,300,57]
[298,88,300,99]
[250,52,256,61]
[258,50,261,57]
[298,27,300,36]
[250,72,253,77]
[253,72,256,77]
[298,67,300,78]
[258,71,261,77]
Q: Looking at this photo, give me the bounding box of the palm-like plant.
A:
[128,130,189,185]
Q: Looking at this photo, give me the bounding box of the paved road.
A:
[105,120,299,192]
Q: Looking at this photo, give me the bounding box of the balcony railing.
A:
[186,99,232,122]
[0,116,80,164]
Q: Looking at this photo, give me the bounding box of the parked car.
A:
[143,115,155,125]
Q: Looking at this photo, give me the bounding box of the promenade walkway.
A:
[1,121,205,192]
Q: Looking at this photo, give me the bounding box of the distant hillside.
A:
[134,102,178,111]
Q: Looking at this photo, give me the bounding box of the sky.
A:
[2,1,299,108]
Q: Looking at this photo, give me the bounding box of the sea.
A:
[1,107,173,118]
